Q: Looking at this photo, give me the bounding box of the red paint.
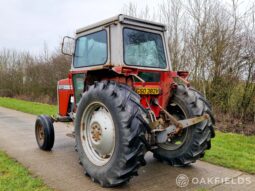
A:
[133,71,174,117]
[57,66,187,118]
[58,78,73,116]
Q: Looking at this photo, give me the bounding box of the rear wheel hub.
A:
[90,122,102,142]
[81,102,115,166]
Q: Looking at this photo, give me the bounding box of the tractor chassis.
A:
[48,107,209,145]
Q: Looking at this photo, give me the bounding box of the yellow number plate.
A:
[135,88,160,95]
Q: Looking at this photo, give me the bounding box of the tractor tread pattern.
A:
[75,81,148,187]
[154,84,215,166]
[35,115,55,151]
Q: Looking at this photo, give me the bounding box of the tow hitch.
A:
[156,114,209,143]
[150,99,210,143]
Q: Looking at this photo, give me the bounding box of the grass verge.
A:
[0,97,254,174]
[0,97,55,190]
[202,131,255,174]
[0,151,52,191]
[0,97,57,116]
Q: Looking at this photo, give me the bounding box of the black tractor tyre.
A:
[75,81,148,187]
[153,84,215,166]
[35,115,55,151]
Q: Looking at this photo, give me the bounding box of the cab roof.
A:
[76,14,166,34]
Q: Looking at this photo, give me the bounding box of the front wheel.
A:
[75,81,147,187]
[153,85,215,166]
[35,115,55,151]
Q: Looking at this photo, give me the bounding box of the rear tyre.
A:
[153,85,215,166]
[75,81,148,187]
[35,115,55,151]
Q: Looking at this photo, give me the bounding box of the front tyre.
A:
[35,115,55,151]
[75,81,147,187]
[153,85,215,166]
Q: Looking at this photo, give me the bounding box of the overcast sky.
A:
[0,0,159,55]
[0,0,250,55]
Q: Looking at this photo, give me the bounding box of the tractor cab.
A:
[60,14,175,117]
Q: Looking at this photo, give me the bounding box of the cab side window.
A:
[74,30,107,67]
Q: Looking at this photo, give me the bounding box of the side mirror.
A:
[61,36,75,56]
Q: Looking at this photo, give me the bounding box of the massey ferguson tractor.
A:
[35,15,215,187]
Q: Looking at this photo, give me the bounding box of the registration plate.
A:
[135,87,160,95]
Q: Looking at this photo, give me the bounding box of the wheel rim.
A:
[36,123,44,146]
[158,103,189,150]
[80,102,115,166]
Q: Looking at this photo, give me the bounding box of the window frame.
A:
[73,29,108,68]
[122,27,167,69]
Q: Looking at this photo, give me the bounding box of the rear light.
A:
[177,71,189,79]
[122,68,138,75]
[171,83,178,89]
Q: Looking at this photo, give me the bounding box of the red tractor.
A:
[35,15,215,187]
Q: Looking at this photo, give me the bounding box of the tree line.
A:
[0,48,70,103]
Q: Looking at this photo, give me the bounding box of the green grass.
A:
[0,97,57,116]
[202,131,255,174]
[0,151,52,191]
[0,97,254,175]
[0,97,54,190]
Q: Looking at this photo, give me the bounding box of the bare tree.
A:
[120,0,255,122]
